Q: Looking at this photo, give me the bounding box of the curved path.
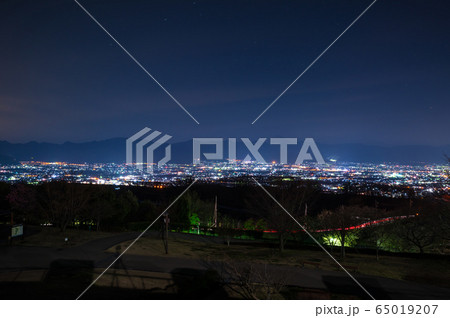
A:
[0,231,449,300]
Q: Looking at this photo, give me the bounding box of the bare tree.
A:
[216,214,240,247]
[437,202,450,241]
[7,183,38,223]
[42,181,91,232]
[88,186,115,231]
[364,208,392,261]
[435,201,450,254]
[317,205,374,259]
[393,212,436,254]
[211,255,286,300]
[248,178,319,252]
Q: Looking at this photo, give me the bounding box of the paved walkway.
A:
[1,232,449,299]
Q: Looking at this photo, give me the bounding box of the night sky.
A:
[1,0,449,146]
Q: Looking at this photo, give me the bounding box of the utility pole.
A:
[304,203,308,230]
[163,212,169,254]
[9,212,14,246]
[214,196,218,228]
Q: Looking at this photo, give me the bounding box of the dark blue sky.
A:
[1,0,449,146]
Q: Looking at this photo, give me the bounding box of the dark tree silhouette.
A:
[7,183,38,223]
[393,212,437,254]
[363,208,392,260]
[41,181,91,232]
[248,178,320,252]
[216,214,240,246]
[318,205,376,259]
[88,186,116,231]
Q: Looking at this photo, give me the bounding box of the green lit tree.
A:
[317,205,375,259]
[171,190,214,230]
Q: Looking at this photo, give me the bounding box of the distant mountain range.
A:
[0,139,449,165]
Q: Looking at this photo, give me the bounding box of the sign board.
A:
[11,224,23,238]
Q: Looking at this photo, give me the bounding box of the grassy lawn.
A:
[17,226,118,248]
[107,234,450,288]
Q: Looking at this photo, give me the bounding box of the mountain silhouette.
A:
[0,139,448,165]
